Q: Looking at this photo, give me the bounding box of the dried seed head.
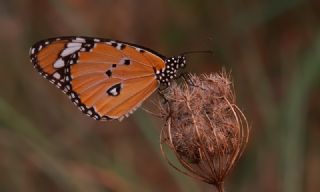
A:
[159,72,249,191]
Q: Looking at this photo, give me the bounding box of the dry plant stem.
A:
[159,73,250,190]
[140,106,162,118]
[216,182,224,192]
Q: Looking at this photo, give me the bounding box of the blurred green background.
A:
[0,0,320,191]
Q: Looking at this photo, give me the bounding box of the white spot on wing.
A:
[53,72,61,79]
[67,42,82,47]
[106,40,116,46]
[110,88,118,96]
[70,92,76,98]
[61,46,81,57]
[116,43,123,50]
[74,37,86,43]
[53,58,65,68]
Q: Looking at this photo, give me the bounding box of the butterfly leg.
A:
[178,72,197,86]
[157,90,174,122]
[157,89,169,104]
[180,72,208,91]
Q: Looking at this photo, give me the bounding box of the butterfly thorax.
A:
[155,55,186,86]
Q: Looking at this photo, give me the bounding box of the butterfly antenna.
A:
[181,50,213,56]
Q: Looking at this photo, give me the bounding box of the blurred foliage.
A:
[0,0,320,191]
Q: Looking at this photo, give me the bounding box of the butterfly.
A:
[29,36,186,121]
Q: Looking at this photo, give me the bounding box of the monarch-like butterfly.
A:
[29,36,187,121]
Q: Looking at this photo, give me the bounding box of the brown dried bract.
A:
[159,72,249,192]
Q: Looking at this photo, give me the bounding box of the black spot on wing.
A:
[119,44,126,50]
[106,83,122,96]
[111,42,117,47]
[105,70,112,77]
[124,59,130,65]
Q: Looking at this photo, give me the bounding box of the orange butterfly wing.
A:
[30,37,166,120]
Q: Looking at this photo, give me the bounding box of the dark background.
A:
[0,0,319,191]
